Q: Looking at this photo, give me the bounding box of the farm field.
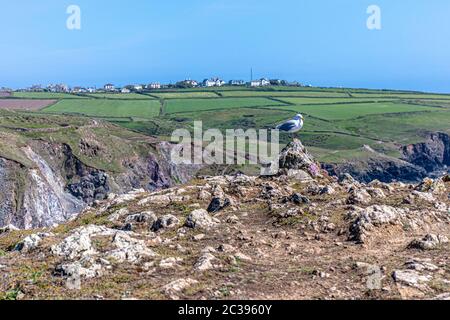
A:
[0,99,56,111]
[150,91,220,99]
[12,92,86,99]
[351,92,450,100]
[268,102,439,120]
[42,99,160,119]
[164,97,282,114]
[83,93,155,100]
[275,97,400,105]
[219,90,351,98]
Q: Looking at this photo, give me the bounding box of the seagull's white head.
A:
[294,114,304,121]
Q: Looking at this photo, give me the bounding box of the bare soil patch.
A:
[0,99,56,110]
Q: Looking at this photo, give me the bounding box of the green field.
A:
[150,92,220,99]
[165,97,282,114]
[352,92,450,100]
[269,102,439,120]
[13,92,86,99]
[83,93,155,100]
[43,99,160,119]
[219,90,351,98]
[275,97,400,105]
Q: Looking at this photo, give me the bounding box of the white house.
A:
[184,79,198,87]
[47,83,69,92]
[72,87,87,93]
[203,77,225,87]
[148,83,161,89]
[121,88,131,93]
[104,84,115,91]
[133,85,143,91]
[229,80,245,86]
[250,78,270,87]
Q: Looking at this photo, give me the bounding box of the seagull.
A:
[276,114,304,138]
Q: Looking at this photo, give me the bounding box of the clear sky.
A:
[1,0,450,92]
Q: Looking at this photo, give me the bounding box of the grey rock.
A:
[15,232,52,252]
[185,209,219,230]
[350,205,402,243]
[392,270,432,287]
[207,197,231,213]
[278,139,320,177]
[125,211,157,224]
[151,214,180,232]
[194,252,217,271]
[408,234,449,250]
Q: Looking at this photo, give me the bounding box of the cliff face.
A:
[401,132,450,173]
[324,132,450,183]
[0,140,199,229]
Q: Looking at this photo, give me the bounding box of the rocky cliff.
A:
[0,116,200,229]
[401,132,450,173]
[324,132,450,183]
[0,139,448,300]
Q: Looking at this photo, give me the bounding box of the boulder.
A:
[194,252,217,271]
[285,193,311,205]
[163,278,198,299]
[347,188,372,205]
[125,211,157,224]
[408,234,449,250]
[151,215,180,232]
[207,197,231,213]
[404,259,439,272]
[278,139,320,177]
[393,270,432,287]
[350,205,402,243]
[185,209,219,230]
[15,232,52,252]
[52,225,114,260]
[107,232,156,263]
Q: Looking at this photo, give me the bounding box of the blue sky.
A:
[1,0,450,92]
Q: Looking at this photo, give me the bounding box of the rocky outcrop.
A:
[402,132,450,173]
[323,157,427,183]
[323,132,450,183]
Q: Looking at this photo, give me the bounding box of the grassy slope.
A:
[269,102,439,120]
[165,97,283,114]
[42,99,161,119]
[0,111,156,173]
[82,93,155,100]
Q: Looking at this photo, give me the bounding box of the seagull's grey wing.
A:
[276,120,297,132]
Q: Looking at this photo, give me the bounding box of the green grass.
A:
[352,93,450,100]
[269,102,439,120]
[150,92,220,99]
[165,97,283,114]
[276,97,400,105]
[42,99,161,119]
[83,93,155,100]
[219,90,351,98]
[12,92,86,99]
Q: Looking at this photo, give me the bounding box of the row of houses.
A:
[15,77,302,94]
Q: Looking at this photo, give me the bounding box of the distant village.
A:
[1,77,309,94]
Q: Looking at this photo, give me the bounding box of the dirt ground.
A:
[0,99,56,111]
